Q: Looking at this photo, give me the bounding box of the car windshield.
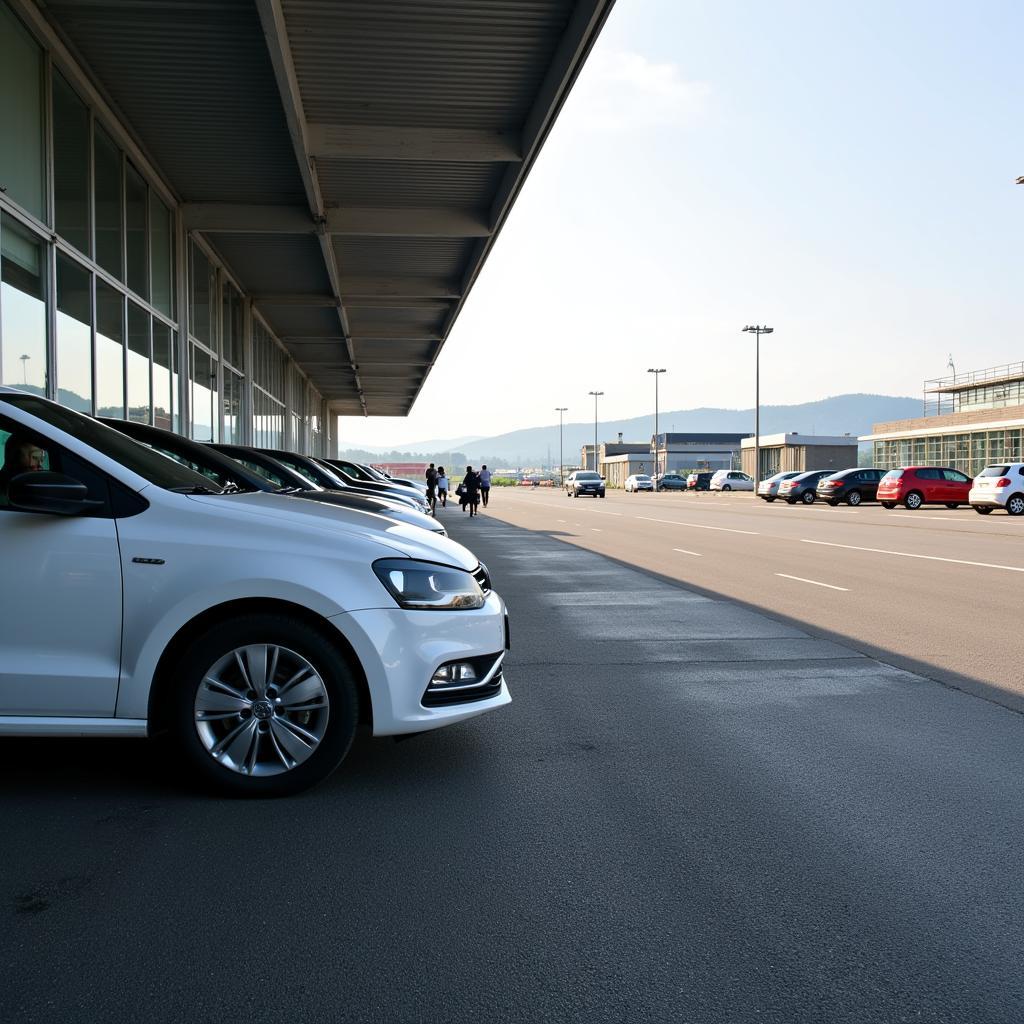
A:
[979,465,1010,477]
[1,394,225,492]
[576,472,600,480]
[635,475,651,481]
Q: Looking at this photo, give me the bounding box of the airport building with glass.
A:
[862,363,1024,476]
[0,0,612,454]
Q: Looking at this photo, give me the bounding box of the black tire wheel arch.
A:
[171,613,360,797]
[974,506,993,514]
[802,490,815,504]
[847,490,862,506]
[882,501,896,509]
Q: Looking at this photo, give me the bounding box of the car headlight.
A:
[373,558,485,610]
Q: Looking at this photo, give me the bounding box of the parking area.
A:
[2,502,1023,1022]
[476,487,1024,709]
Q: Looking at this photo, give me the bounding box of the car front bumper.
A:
[330,590,511,735]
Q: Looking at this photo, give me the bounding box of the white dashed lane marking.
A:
[775,573,849,592]
[637,516,759,536]
[801,538,1024,573]
[672,548,703,557]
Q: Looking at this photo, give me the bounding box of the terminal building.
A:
[0,0,613,453]
[651,433,749,476]
[861,362,1024,476]
[740,433,859,479]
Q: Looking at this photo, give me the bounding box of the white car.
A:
[757,471,801,501]
[625,473,654,493]
[0,389,509,796]
[710,470,755,492]
[969,463,1024,516]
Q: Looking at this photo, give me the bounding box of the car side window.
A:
[0,415,111,515]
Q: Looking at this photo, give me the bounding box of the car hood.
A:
[187,491,476,570]
[288,490,443,533]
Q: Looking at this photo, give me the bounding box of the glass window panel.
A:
[94,126,123,280]
[189,242,211,346]
[1,214,47,395]
[0,4,45,221]
[53,73,91,254]
[152,321,173,431]
[56,253,92,412]
[223,368,242,444]
[127,302,151,423]
[150,193,173,316]
[222,282,243,369]
[95,280,124,418]
[190,344,219,442]
[988,431,1005,465]
[125,163,148,300]
[1006,429,1022,464]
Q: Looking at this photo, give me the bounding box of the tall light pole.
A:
[741,325,773,491]
[19,353,30,386]
[647,368,666,489]
[588,391,603,473]
[555,407,568,485]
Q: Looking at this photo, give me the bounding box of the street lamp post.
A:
[19,353,30,386]
[741,325,773,491]
[555,407,568,485]
[647,368,666,490]
[587,391,603,473]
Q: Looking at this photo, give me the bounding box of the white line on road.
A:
[673,547,703,557]
[801,538,1024,573]
[775,573,849,592]
[591,528,602,532]
[892,514,961,521]
[557,519,566,523]
[636,516,759,536]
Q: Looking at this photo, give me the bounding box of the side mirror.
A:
[7,471,103,516]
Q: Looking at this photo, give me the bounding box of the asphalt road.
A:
[2,498,1023,1023]
[481,487,1024,712]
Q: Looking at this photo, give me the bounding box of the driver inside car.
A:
[0,434,47,503]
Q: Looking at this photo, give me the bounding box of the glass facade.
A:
[874,428,1024,477]
[0,0,328,456]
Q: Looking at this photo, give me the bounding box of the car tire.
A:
[722,485,732,491]
[847,490,863,506]
[786,498,797,505]
[170,613,360,797]
[765,496,775,503]
[881,502,896,509]
[904,491,923,510]
[802,490,815,504]
[1006,494,1024,516]
[974,506,992,514]
[945,503,959,509]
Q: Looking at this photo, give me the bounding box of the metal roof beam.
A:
[181,203,314,234]
[339,277,462,300]
[307,123,522,163]
[326,207,491,238]
[252,293,339,307]
[255,0,366,415]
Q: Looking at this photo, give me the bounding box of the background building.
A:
[740,433,859,478]
[651,433,749,476]
[861,362,1024,475]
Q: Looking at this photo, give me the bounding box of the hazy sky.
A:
[340,0,1023,448]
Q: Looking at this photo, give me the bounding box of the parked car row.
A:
[0,388,510,796]
[758,464,1024,514]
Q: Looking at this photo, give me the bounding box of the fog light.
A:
[430,663,479,687]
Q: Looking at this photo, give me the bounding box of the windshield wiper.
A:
[169,484,219,495]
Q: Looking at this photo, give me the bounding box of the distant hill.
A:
[363,394,921,467]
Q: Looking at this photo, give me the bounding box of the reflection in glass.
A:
[96,280,124,418]
[94,126,123,280]
[1,214,47,395]
[126,164,148,300]
[53,73,91,254]
[150,194,174,316]
[223,369,243,444]
[153,321,173,431]
[222,282,243,369]
[190,345,218,442]
[189,243,211,346]
[56,254,93,412]
[0,4,45,220]
[127,302,151,423]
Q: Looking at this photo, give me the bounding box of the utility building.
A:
[0,0,613,452]
[651,433,749,476]
[740,433,859,479]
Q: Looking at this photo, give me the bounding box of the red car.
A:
[877,467,972,509]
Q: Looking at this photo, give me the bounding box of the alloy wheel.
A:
[194,644,330,777]
[1007,495,1024,516]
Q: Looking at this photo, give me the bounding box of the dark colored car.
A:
[566,470,605,498]
[657,473,688,491]
[816,468,886,506]
[778,470,833,504]
[686,472,713,491]
[877,466,973,509]
[102,420,446,534]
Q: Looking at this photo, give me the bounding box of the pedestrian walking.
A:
[460,466,481,517]
[425,462,438,514]
[436,467,449,508]
[479,464,492,507]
